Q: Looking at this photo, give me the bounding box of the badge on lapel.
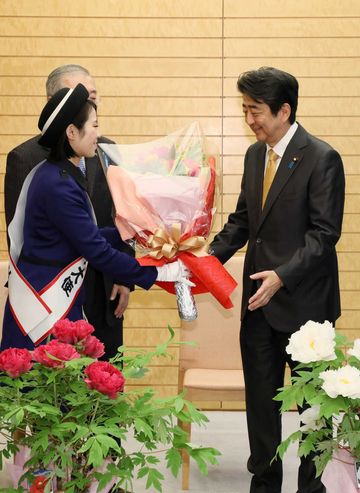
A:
[287,156,299,169]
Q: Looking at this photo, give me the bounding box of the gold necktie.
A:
[262,149,278,208]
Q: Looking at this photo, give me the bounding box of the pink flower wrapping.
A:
[98,122,237,308]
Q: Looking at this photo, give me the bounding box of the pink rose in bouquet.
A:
[52,318,94,344]
[0,347,33,377]
[33,339,80,368]
[84,361,125,399]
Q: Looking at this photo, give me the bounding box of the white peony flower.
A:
[348,339,360,360]
[299,405,325,431]
[286,320,336,363]
[320,365,360,399]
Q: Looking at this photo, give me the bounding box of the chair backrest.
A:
[179,255,244,371]
[0,261,8,339]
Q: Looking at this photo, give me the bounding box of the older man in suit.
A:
[210,67,345,493]
[5,64,133,360]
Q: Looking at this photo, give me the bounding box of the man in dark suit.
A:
[5,64,133,360]
[210,67,345,493]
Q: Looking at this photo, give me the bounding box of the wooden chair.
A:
[178,255,245,490]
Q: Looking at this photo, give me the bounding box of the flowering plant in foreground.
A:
[275,320,360,475]
[0,320,219,492]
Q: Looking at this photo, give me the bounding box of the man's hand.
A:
[248,270,283,311]
[110,284,130,318]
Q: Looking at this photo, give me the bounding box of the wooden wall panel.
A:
[224,78,360,97]
[1,38,222,57]
[224,0,360,17]
[225,18,360,37]
[224,97,360,116]
[0,77,223,97]
[0,18,222,37]
[0,0,222,17]
[0,58,222,77]
[225,39,360,57]
[0,0,359,405]
[225,58,360,77]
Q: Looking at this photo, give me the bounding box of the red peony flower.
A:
[29,475,49,493]
[84,361,125,399]
[52,318,94,344]
[33,340,80,368]
[0,348,33,377]
[81,335,105,359]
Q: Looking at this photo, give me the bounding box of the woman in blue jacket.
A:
[2,83,185,350]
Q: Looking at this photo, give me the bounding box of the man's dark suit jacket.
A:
[211,124,345,332]
[5,135,133,352]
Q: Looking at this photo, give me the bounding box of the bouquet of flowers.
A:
[0,320,220,493]
[97,122,237,321]
[274,320,360,491]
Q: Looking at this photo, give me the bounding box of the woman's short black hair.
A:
[49,99,97,162]
[237,67,299,124]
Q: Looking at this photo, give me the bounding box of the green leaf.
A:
[78,436,94,454]
[134,418,154,439]
[14,408,24,426]
[298,435,317,457]
[167,324,175,340]
[69,425,89,443]
[320,395,348,419]
[145,467,164,492]
[93,434,121,456]
[313,449,333,475]
[303,383,318,403]
[275,430,301,460]
[165,447,182,477]
[97,473,116,491]
[88,439,104,468]
[294,371,317,383]
[189,446,220,475]
[152,417,169,444]
[65,356,94,369]
[273,386,297,410]
[125,366,149,379]
[146,455,160,465]
[137,466,149,479]
[32,430,49,451]
[174,397,185,413]
[52,422,78,433]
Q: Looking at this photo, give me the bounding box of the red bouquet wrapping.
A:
[98,122,237,319]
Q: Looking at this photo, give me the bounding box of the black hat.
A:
[38,83,89,147]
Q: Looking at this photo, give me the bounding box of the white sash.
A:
[7,161,89,345]
[8,255,88,344]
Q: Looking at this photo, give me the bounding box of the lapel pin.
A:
[287,156,299,169]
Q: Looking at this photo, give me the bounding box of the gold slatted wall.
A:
[0,0,359,405]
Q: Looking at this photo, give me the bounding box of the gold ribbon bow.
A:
[148,223,206,259]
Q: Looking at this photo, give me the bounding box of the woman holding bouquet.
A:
[1,83,186,351]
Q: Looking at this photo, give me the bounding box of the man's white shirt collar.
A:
[266,122,298,161]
